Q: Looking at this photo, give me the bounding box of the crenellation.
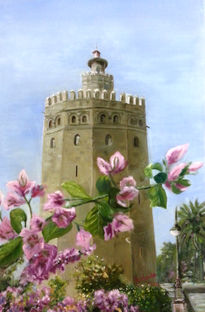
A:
[127,94,133,104]
[45,97,51,106]
[134,97,139,106]
[110,91,116,101]
[62,90,68,101]
[139,97,145,109]
[78,89,84,99]
[94,89,100,99]
[70,90,76,100]
[120,93,126,103]
[102,89,109,100]
[51,94,57,104]
[57,92,62,102]
[86,89,92,99]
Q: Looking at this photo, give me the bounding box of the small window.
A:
[74,134,80,146]
[113,115,119,124]
[100,114,106,123]
[76,165,78,177]
[57,117,61,126]
[105,134,112,146]
[50,138,55,148]
[48,120,52,128]
[134,137,139,147]
[82,115,87,123]
[72,116,76,123]
[139,120,143,127]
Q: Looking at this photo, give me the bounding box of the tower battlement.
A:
[45,89,145,111]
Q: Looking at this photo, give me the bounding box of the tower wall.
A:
[41,52,156,292]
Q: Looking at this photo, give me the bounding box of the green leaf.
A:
[144,165,153,178]
[147,185,167,208]
[154,172,168,184]
[177,179,191,187]
[10,208,27,234]
[151,162,163,172]
[0,237,23,268]
[171,184,183,194]
[98,201,114,222]
[96,176,111,195]
[179,164,190,177]
[84,205,107,238]
[62,181,91,199]
[42,220,73,243]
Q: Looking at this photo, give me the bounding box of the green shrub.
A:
[74,255,125,294]
[120,284,172,312]
[48,276,67,306]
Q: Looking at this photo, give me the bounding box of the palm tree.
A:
[178,200,205,281]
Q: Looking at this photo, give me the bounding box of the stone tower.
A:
[41,50,156,291]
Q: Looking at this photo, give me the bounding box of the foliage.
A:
[120,284,172,312]
[156,242,176,283]
[48,276,68,306]
[74,255,125,294]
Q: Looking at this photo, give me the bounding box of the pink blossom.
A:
[7,169,35,197]
[52,207,76,228]
[76,229,92,249]
[31,184,46,198]
[53,248,81,272]
[30,215,46,231]
[97,151,127,176]
[0,217,17,241]
[120,176,136,189]
[20,228,44,260]
[23,244,57,283]
[165,163,188,192]
[104,214,134,241]
[43,191,65,211]
[3,192,25,210]
[116,186,139,207]
[166,143,189,166]
[188,161,203,172]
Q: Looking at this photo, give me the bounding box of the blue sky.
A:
[0,0,205,253]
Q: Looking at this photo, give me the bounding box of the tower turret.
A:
[82,50,114,92]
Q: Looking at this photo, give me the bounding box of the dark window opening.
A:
[113,115,119,123]
[82,115,87,123]
[100,114,106,123]
[72,116,76,123]
[134,137,139,147]
[57,117,61,126]
[74,134,80,146]
[76,165,78,177]
[105,134,112,146]
[48,120,52,128]
[50,138,55,148]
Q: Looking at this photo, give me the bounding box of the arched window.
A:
[113,115,119,123]
[50,138,55,148]
[100,114,106,123]
[72,116,76,123]
[105,134,112,146]
[57,117,61,126]
[134,137,139,147]
[48,120,52,128]
[82,115,87,123]
[74,134,80,146]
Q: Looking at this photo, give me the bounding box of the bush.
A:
[119,284,172,312]
[74,255,125,294]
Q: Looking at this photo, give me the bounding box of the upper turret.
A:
[82,50,114,92]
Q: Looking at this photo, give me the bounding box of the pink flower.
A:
[119,176,136,189]
[30,215,45,231]
[188,162,203,172]
[53,248,81,272]
[3,192,25,210]
[116,186,139,207]
[52,207,76,228]
[7,169,35,197]
[31,184,45,198]
[97,151,127,176]
[20,228,44,260]
[75,229,96,255]
[43,191,65,211]
[24,244,57,282]
[76,229,92,250]
[104,214,134,241]
[165,143,189,166]
[165,163,187,192]
[0,217,17,241]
